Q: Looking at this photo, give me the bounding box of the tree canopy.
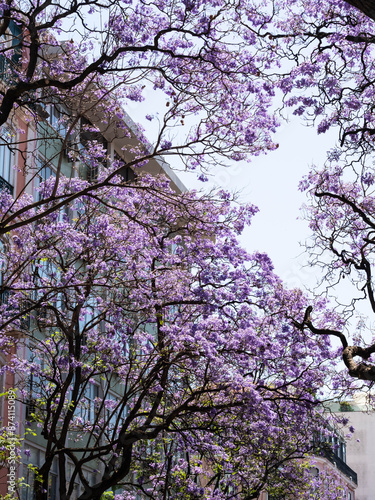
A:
[1,0,375,498]
[0,176,346,499]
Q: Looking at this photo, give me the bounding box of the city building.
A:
[255,426,358,500]
[330,395,375,500]
[0,72,186,498]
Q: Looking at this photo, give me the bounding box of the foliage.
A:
[0,0,281,233]
[1,0,374,497]
[0,174,344,499]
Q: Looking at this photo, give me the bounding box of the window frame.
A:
[21,444,58,500]
[0,127,15,194]
[34,156,55,202]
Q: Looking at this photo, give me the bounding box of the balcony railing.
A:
[0,55,19,87]
[0,176,14,195]
[320,446,358,484]
[0,286,10,305]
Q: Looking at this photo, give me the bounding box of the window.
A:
[47,103,67,137]
[78,297,97,336]
[83,382,99,422]
[48,458,58,500]
[0,128,15,194]
[66,463,80,499]
[34,157,55,202]
[21,446,57,500]
[83,469,98,489]
[0,21,22,83]
[0,240,10,305]
[80,117,108,181]
[21,446,39,500]
[48,104,61,131]
[114,152,136,183]
[32,258,62,327]
[25,344,46,420]
[71,380,99,423]
[339,440,346,463]
[66,464,98,499]
[105,392,127,430]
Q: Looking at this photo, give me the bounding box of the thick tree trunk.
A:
[345,0,375,22]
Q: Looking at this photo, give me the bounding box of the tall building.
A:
[256,440,358,500]
[331,395,375,500]
[0,76,186,498]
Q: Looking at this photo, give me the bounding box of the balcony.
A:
[320,446,358,484]
[0,176,14,195]
[0,55,19,87]
[0,286,10,304]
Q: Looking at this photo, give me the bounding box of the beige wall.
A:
[341,411,375,500]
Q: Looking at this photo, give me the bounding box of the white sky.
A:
[124,86,340,292]
[63,8,337,290]
[179,117,337,290]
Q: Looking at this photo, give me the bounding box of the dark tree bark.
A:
[345,0,375,22]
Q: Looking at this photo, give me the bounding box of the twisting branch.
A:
[315,190,375,230]
[293,306,375,381]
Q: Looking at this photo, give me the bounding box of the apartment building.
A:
[0,66,187,498]
[328,395,375,500]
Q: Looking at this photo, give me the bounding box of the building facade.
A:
[330,395,375,500]
[0,77,186,498]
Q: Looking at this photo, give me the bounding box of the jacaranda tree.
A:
[0,0,280,233]
[0,175,346,499]
[1,0,374,498]
[242,0,375,385]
